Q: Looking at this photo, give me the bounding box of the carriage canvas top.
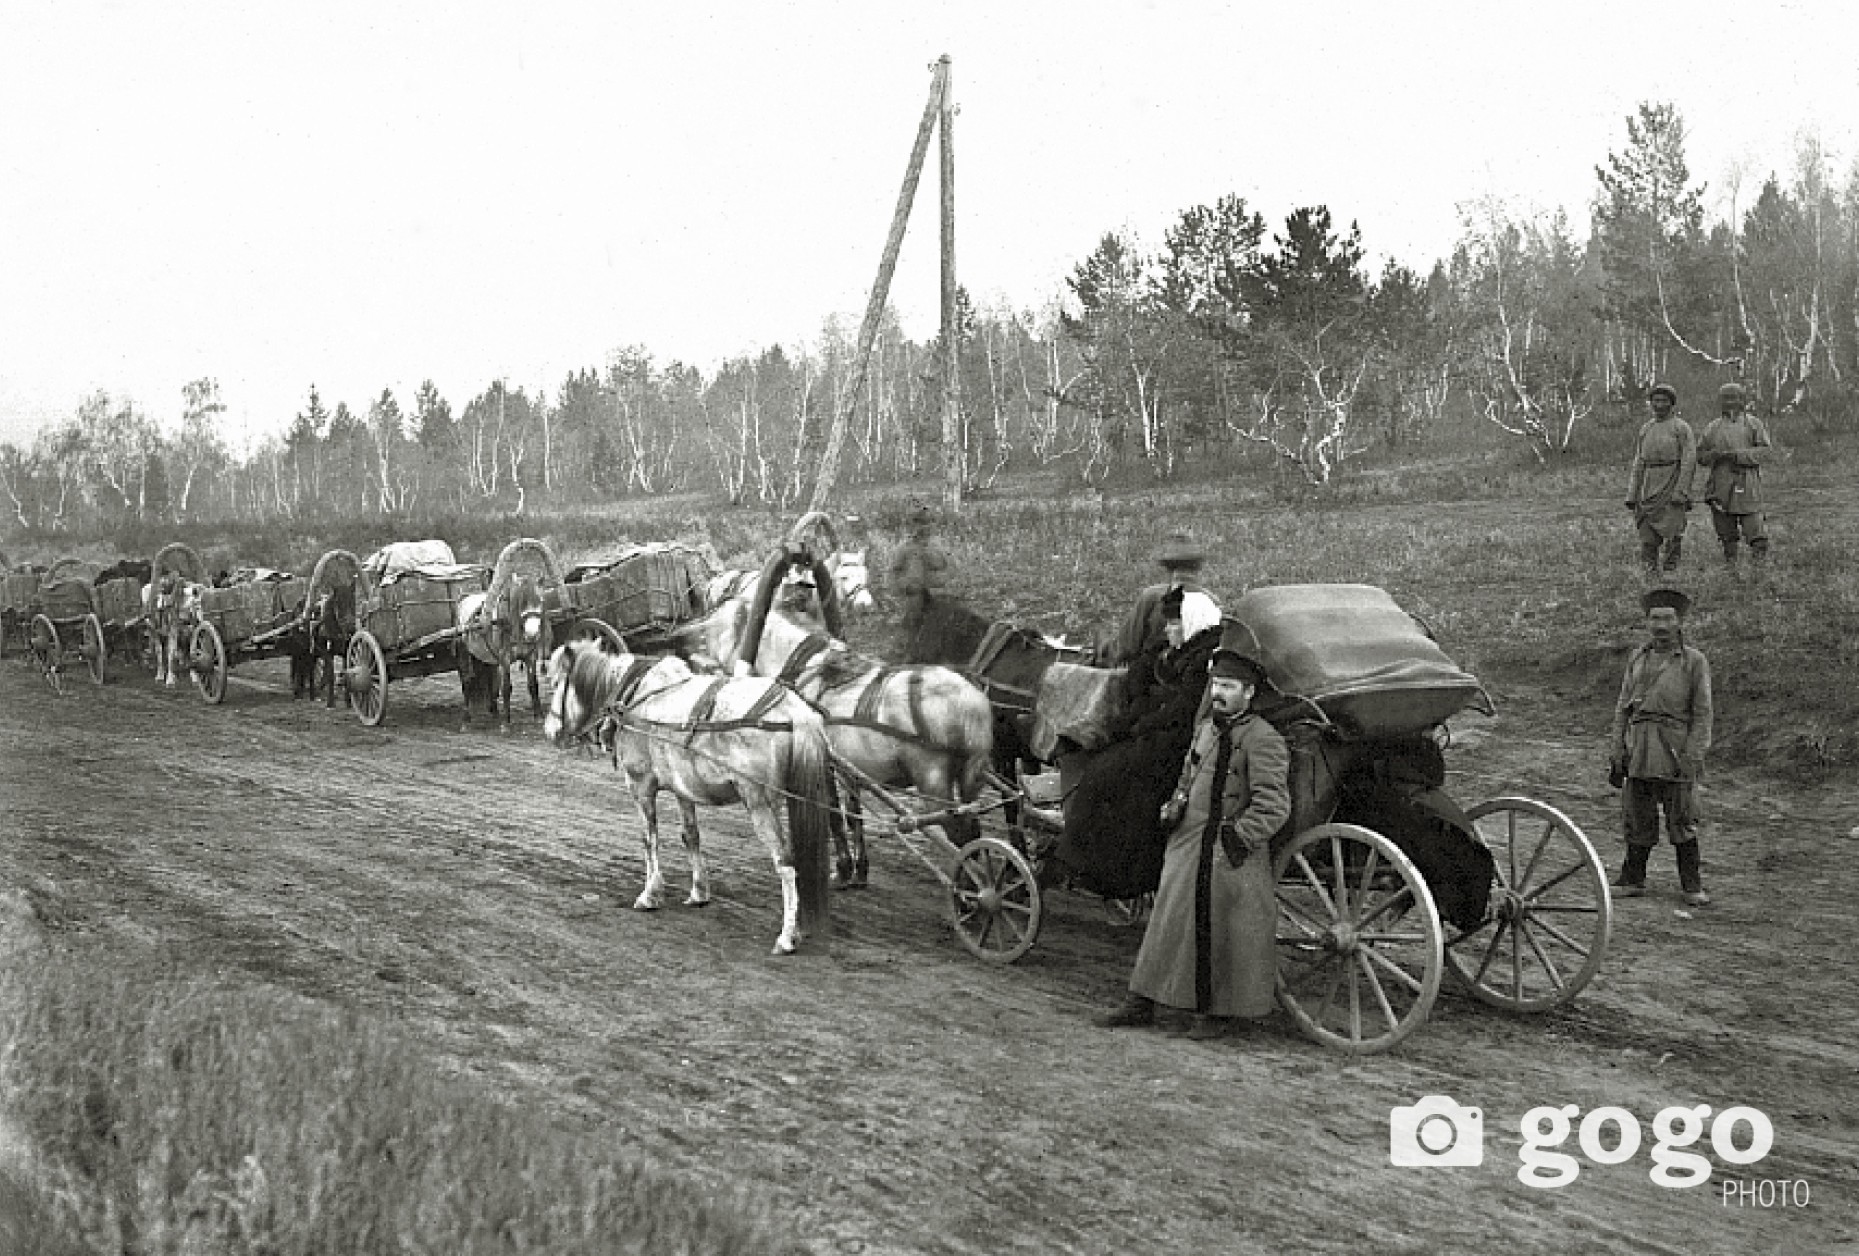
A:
[1223,584,1490,739]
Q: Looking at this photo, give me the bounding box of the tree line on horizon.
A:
[3,101,1855,533]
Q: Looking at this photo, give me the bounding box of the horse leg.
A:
[742,786,801,956]
[844,782,869,889]
[498,656,514,731]
[631,778,668,911]
[826,772,856,889]
[525,656,543,719]
[676,795,710,907]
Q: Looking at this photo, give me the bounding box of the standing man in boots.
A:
[1609,588,1714,906]
[1697,381,1774,572]
[1625,383,1698,576]
[1097,647,1290,1039]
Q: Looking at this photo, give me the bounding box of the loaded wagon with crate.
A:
[338,540,490,726]
[20,557,149,690]
[183,566,314,704]
[546,541,720,654]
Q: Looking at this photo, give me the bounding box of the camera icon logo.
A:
[1389,1095,1485,1167]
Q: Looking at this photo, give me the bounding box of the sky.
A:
[3,0,1857,451]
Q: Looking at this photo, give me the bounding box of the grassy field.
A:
[2,415,1851,1253]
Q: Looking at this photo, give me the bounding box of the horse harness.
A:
[606,656,794,746]
[774,632,942,752]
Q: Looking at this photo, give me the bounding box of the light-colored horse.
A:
[146,574,201,688]
[456,572,551,729]
[543,639,834,955]
[676,600,994,888]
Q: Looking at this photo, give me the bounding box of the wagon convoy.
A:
[3,518,1610,1055]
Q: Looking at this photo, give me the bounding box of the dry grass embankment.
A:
[0,912,800,1256]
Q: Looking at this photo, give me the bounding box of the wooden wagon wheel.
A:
[190,620,229,704]
[29,614,63,693]
[1274,823,1445,1055]
[949,835,1043,964]
[345,629,389,726]
[1444,797,1612,1012]
[81,612,107,685]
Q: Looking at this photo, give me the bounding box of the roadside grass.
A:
[0,938,800,1256]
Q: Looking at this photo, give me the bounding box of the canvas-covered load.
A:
[364,568,489,645]
[197,579,299,645]
[558,543,718,633]
[1224,584,1489,739]
[95,576,145,627]
[362,539,479,585]
[37,578,95,620]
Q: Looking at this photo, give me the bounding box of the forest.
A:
[3,102,1855,532]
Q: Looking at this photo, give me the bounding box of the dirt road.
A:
[1,657,1852,1254]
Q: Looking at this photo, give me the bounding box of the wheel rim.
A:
[568,617,627,654]
[1274,824,1444,1055]
[950,836,1043,963]
[31,615,64,693]
[83,614,106,684]
[192,622,228,704]
[347,631,388,725]
[1445,798,1613,1011]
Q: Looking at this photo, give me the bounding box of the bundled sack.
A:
[1225,584,1489,739]
[1029,662,1128,760]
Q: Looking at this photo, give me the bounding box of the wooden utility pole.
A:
[937,56,962,513]
[807,57,957,516]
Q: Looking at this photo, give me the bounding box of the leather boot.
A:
[1721,539,1740,569]
[1613,845,1649,896]
[1676,842,1710,906]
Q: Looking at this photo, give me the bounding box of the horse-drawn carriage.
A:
[335,540,490,726]
[906,583,1614,1055]
[14,557,148,690]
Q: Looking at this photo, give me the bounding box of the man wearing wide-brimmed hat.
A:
[887,502,949,653]
[1103,532,1209,665]
[1609,587,1715,906]
[1696,381,1774,571]
[1625,383,1698,576]
[1098,643,1289,1040]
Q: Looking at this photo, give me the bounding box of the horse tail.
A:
[782,707,834,939]
[951,675,997,802]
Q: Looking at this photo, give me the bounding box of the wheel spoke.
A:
[1471,917,1510,987]
[1509,911,1523,1002]
[1311,960,1347,1029]
[1517,919,1566,992]
[1292,853,1339,918]
[1276,894,1331,938]
[1360,943,1425,994]
[1352,847,1382,922]
[1517,819,1556,890]
[1357,931,1428,945]
[1525,860,1589,899]
[1330,833,1351,919]
[1347,962,1363,1043]
[1524,914,1591,957]
[1353,885,1413,932]
[1505,806,1519,885]
[1445,918,1499,948]
[1528,903,1600,914]
[1356,951,1402,1032]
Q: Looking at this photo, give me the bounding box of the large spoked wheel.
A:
[346,630,389,726]
[190,620,228,704]
[1445,797,1613,1011]
[29,614,63,692]
[950,836,1043,964]
[82,613,107,685]
[564,617,627,654]
[1274,823,1445,1055]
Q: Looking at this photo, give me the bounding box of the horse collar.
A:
[777,633,834,684]
[612,656,658,708]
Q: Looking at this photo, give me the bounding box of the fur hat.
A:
[1648,383,1678,404]
[1718,381,1747,406]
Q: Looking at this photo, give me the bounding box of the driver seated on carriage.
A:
[1046,586,1224,899]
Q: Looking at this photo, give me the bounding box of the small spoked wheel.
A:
[30,614,64,693]
[190,620,228,704]
[82,613,107,685]
[1274,823,1444,1055]
[346,630,389,726]
[1445,797,1613,1011]
[950,836,1043,964]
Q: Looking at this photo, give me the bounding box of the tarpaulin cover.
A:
[362,540,479,585]
[363,570,489,646]
[1224,584,1488,739]
[1029,661,1127,761]
[559,543,718,632]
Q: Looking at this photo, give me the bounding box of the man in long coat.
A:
[888,504,948,656]
[1696,381,1774,570]
[1610,587,1714,906]
[1098,648,1290,1040]
[1625,383,1698,575]
[1101,533,1208,666]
